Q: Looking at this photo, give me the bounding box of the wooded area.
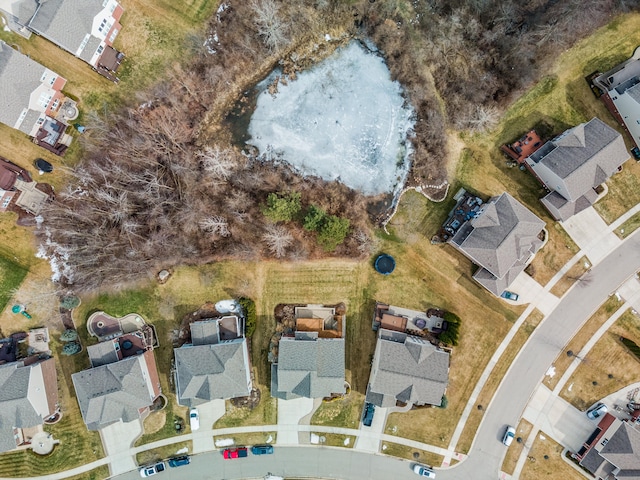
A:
[36,0,639,290]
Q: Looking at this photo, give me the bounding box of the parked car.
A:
[168,455,190,467]
[189,407,199,431]
[412,464,436,478]
[223,447,248,459]
[139,461,166,477]
[251,444,274,455]
[500,291,519,301]
[632,146,640,160]
[362,402,375,427]
[502,426,516,446]
[587,402,608,420]
[34,158,53,173]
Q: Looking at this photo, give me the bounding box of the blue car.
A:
[362,402,375,427]
[168,455,190,467]
[251,445,274,455]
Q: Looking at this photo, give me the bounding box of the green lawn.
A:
[0,256,28,313]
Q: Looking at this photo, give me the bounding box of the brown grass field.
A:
[520,432,585,480]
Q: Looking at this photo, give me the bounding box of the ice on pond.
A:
[247,41,415,196]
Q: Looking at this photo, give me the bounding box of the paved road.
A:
[113,447,422,480]
[444,229,640,479]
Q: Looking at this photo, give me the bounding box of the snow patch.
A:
[247,41,415,196]
[568,383,573,392]
[175,447,189,454]
[215,438,234,447]
[539,433,546,440]
[544,366,556,378]
[343,437,350,446]
[266,434,273,443]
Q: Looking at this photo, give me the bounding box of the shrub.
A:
[60,294,81,310]
[262,192,301,222]
[60,329,79,342]
[238,297,257,337]
[440,311,461,346]
[620,337,640,360]
[317,215,350,252]
[439,395,448,409]
[303,204,327,231]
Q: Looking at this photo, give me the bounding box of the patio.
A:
[87,311,147,341]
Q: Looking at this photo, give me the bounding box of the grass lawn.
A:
[380,442,443,467]
[311,392,364,429]
[543,296,622,391]
[213,389,277,429]
[501,419,534,476]
[314,433,355,448]
[520,432,584,480]
[64,466,110,480]
[594,159,640,224]
[136,441,192,465]
[549,256,591,297]
[213,432,276,447]
[560,310,640,410]
[456,309,544,454]
[616,211,640,239]
[0,256,28,314]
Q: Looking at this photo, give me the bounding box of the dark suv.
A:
[251,445,274,455]
[168,455,190,467]
[362,402,375,427]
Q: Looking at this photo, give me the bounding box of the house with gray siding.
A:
[524,117,629,221]
[0,358,58,453]
[449,192,546,297]
[174,315,251,407]
[0,41,75,155]
[72,350,161,431]
[0,0,125,81]
[365,329,449,408]
[272,304,346,399]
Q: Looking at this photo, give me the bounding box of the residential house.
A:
[0,357,58,453]
[272,305,346,399]
[573,413,640,480]
[449,192,546,297]
[0,157,50,215]
[72,349,161,430]
[365,329,449,408]
[0,41,76,155]
[174,314,252,407]
[0,0,125,81]
[523,117,629,221]
[594,46,640,149]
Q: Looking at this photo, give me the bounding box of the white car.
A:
[189,407,200,431]
[139,462,166,477]
[587,402,608,420]
[502,426,516,446]
[413,464,436,478]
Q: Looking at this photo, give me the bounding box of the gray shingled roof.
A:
[529,118,628,202]
[0,359,56,453]
[366,330,449,407]
[275,337,345,399]
[190,320,220,346]
[541,189,598,222]
[174,339,251,406]
[450,193,545,282]
[87,340,119,367]
[0,41,46,134]
[28,0,103,59]
[580,446,609,477]
[600,422,640,479]
[72,355,155,431]
[0,0,38,31]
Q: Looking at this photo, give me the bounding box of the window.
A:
[40,72,47,82]
[109,29,118,43]
[1,197,11,209]
[38,92,52,109]
[49,75,56,86]
[96,45,104,55]
[78,34,90,53]
[50,99,59,111]
[110,2,116,13]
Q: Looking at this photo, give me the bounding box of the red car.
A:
[223,447,248,459]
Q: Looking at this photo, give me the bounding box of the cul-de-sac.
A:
[0,1,640,480]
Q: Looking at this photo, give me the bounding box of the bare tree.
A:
[262,224,293,258]
[250,0,289,51]
[198,146,236,180]
[199,216,231,237]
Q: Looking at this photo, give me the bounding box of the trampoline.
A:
[374,254,396,275]
[122,340,133,350]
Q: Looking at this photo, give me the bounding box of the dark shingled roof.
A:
[72,354,157,431]
[450,192,545,295]
[365,330,449,407]
[174,338,251,406]
[275,337,345,399]
[600,422,640,479]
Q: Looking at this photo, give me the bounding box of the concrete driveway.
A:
[100,419,142,476]
[192,399,226,454]
[523,385,597,451]
[276,397,315,445]
[560,207,621,264]
[354,406,388,452]
[507,272,559,315]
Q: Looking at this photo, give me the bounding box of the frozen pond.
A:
[246,41,415,196]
